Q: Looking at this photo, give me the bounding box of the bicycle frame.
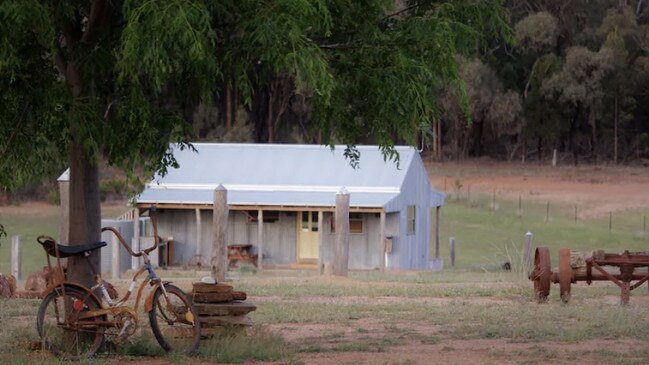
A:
[41,209,173,328]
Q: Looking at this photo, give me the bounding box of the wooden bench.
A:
[227,244,258,268]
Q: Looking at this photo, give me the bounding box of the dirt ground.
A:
[7,160,649,364]
[427,159,649,218]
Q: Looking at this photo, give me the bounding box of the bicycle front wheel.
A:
[149,284,201,354]
[36,285,105,360]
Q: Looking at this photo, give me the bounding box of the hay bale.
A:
[0,274,14,298]
[25,270,47,292]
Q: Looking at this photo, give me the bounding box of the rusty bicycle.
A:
[35,210,200,359]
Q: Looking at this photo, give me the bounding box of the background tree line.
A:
[192,0,649,165]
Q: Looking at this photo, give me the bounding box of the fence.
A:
[441,182,648,240]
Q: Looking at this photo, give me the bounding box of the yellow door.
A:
[298,211,319,261]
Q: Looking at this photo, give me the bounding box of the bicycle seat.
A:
[38,237,107,258]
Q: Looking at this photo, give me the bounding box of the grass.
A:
[197,326,295,363]
[2,188,649,363]
[440,195,649,270]
[0,203,128,275]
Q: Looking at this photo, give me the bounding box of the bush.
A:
[45,188,60,205]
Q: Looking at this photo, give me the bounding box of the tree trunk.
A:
[267,94,274,143]
[67,135,101,290]
[614,95,618,165]
[588,104,597,155]
[225,84,232,131]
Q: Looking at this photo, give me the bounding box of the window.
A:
[350,213,363,233]
[301,211,318,232]
[330,213,364,234]
[247,210,279,223]
[407,206,416,234]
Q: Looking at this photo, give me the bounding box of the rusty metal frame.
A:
[36,209,182,339]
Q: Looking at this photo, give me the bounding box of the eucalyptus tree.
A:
[1,0,509,286]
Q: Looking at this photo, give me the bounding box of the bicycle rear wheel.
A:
[36,285,105,360]
[149,284,201,354]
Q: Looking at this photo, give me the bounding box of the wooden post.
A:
[195,208,202,264]
[131,208,140,270]
[574,205,578,224]
[379,210,386,271]
[111,228,120,279]
[467,184,471,202]
[492,189,496,210]
[11,235,22,280]
[552,149,557,167]
[518,195,522,215]
[58,173,70,244]
[546,201,550,222]
[524,232,533,272]
[332,188,350,277]
[317,210,324,274]
[435,207,441,259]
[449,237,455,267]
[257,209,264,272]
[212,185,228,282]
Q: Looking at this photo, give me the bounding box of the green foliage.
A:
[45,188,60,206]
[198,326,294,363]
[515,12,559,54]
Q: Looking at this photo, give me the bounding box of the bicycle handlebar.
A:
[101,210,161,258]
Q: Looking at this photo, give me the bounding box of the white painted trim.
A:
[145,183,401,194]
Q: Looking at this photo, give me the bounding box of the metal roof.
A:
[135,143,424,209]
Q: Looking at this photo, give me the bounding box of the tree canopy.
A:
[0,1,509,254]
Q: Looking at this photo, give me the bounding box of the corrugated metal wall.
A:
[385,153,439,270]
[100,219,139,275]
[156,209,298,267]
[320,212,383,269]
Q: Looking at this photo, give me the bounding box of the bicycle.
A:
[35,210,201,359]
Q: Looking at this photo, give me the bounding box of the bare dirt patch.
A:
[426,159,649,218]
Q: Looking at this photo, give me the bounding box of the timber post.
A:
[257,209,264,272]
[435,206,441,260]
[212,185,228,282]
[317,210,324,274]
[379,210,386,271]
[332,187,350,277]
[11,235,22,280]
[449,237,456,267]
[131,208,140,270]
[524,232,533,272]
[58,170,70,244]
[195,208,202,264]
[111,228,120,279]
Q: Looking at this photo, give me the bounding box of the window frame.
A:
[407,205,416,235]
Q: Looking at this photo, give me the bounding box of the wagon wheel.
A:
[531,247,551,303]
[558,248,572,304]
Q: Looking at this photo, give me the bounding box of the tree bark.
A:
[67,136,101,289]
[225,84,232,131]
[614,95,619,165]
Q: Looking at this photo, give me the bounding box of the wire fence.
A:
[440,182,649,241]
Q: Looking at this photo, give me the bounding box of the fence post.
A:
[546,201,550,222]
[524,232,533,272]
[111,229,120,280]
[492,189,496,210]
[333,187,350,277]
[11,235,22,280]
[574,205,578,224]
[212,185,228,282]
[449,237,456,268]
[467,185,471,202]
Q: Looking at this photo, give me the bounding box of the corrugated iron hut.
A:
[134,143,445,270]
